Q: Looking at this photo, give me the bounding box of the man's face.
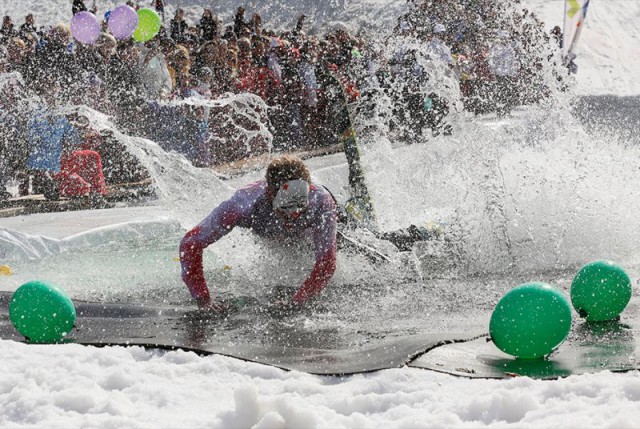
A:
[271,180,310,222]
[275,205,307,222]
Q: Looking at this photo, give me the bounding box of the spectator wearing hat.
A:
[198,9,218,42]
[34,24,77,97]
[0,16,16,45]
[154,0,165,22]
[170,9,188,43]
[72,0,87,16]
[18,14,37,40]
[234,7,251,38]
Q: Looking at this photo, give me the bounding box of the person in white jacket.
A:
[426,23,454,66]
[138,40,172,101]
[488,30,520,116]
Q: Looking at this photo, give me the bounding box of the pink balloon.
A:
[108,5,139,40]
[71,12,101,45]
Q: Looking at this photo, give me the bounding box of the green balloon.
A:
[571,260,632,322]
[9,281,76,343]
[132,8,161,43]
[490,282,572,359]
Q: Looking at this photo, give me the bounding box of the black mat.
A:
[410,318,640,379]
[0,292,483,375]
[5,290,637,378]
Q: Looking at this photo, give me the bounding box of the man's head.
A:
[96,33,117,58]
[266,156,311,219]
[198,66,213,84]
[50,23,71,45]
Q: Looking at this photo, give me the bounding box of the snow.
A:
[1,340,639,428]
[531,0,640,96]
[2,0,640,427]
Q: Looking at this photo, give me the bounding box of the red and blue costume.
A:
[180,180,337,306]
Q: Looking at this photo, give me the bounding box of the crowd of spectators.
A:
[387,0,567,140]
[0,0,566,202]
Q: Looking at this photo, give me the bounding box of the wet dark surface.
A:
[411,300,640,379]
[4,287,638,378]
[0,291,483,375]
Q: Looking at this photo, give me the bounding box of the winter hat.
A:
[198,66,213,77]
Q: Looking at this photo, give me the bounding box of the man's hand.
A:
[196,296,228,313]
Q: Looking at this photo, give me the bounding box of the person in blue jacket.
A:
[26,91,79,198]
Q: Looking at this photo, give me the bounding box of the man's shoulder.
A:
[237,179,267,195]
[229,180,268,207]
[309,182,337,210]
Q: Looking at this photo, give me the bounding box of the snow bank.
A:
[1,339,639,428]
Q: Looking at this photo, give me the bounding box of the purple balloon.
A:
[71,12,101,45]
[108,5,139,40]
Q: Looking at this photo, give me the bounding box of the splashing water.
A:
[357,91,640,278]
[3,1,640,333]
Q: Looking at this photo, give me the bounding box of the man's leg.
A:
[378,223,445,251]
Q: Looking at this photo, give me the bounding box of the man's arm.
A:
[179,198,245,308]
[292,198,338,304]
[291,248,337,305]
